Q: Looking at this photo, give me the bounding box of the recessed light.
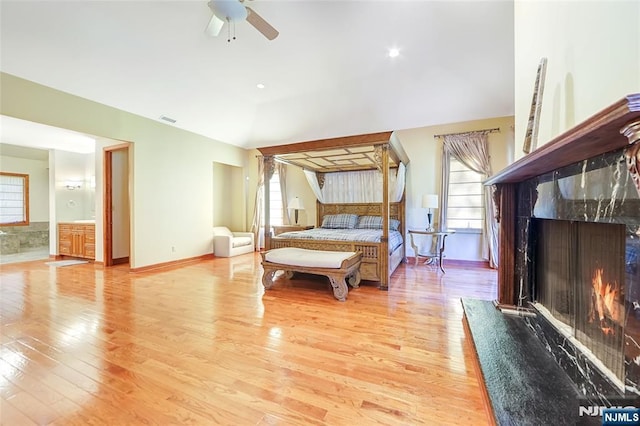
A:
[256,83,265,89]
[388,48,400,58]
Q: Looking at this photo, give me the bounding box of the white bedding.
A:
[264,247,357,269]
[274,228,404,252]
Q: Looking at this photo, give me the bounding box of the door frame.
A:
[103,143,131,267]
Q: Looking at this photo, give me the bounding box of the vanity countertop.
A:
[58,220,95,224]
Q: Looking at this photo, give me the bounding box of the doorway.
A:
[104,144,131,266]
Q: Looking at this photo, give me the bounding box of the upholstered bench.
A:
[260,247,362,301]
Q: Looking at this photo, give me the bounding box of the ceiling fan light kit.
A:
[206,0,278,41]
[204,13,224,37]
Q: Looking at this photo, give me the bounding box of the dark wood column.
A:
[496,183,516,306]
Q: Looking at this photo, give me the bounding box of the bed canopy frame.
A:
[257,131,410,290]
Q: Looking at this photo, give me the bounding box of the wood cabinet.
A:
[58,223,95,260]
[272,225,314,236]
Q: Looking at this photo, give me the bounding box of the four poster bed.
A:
[270,202,405,284]
[257,131,409,290]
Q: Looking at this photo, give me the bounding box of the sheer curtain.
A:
[276,163,290,224]
[250,156,265,251]
[304,170,325,203]
[441,132,499,268]
[391,163,406,202]
[320,165,405,203]
[322,170,380,203]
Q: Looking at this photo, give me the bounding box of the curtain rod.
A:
[433,127,500,138]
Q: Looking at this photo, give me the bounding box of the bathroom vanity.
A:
[58,221,95,260]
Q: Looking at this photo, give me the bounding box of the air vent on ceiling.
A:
[159,115,177,124]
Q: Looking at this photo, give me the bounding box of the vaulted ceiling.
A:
[0,0,514,150]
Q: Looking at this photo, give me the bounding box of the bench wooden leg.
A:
[262,269,276,289]
[348,270,361,288]
[261,260,361,301]
[328,275,348,302]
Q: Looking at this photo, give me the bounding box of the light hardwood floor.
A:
[0,253,497,425]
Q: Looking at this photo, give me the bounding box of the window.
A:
[0,172,29,226]
[446,157,484,230]
[263,170,283,226]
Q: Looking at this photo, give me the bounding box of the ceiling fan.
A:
[205,0,279,41]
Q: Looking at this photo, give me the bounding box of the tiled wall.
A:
[0,221,49,254]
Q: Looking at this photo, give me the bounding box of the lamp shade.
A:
[422,194,439,209]
[289,197,305,210]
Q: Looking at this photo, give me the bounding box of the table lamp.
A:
[289,197,305,225]
[422,194,439,231]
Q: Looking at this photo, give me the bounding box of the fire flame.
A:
[590,268,621,335]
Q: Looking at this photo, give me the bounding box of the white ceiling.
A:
[0,115,96,154]
[0,0,514,150]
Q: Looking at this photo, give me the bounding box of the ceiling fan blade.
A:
[245,6,278,40]
[205,13,225,37]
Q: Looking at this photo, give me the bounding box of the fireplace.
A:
[533,219,627,384]
[511,148,640,397]
[486,93,640,404]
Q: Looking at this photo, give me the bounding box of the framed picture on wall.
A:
[523,57,548,154]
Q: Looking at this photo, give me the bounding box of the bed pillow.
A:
[389,219,401,231]
[357,215,401,231]
[321,214,359,229]
[356,215,383,229]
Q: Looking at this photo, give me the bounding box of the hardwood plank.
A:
[0,357,66,407]
[3,390,61,425]
[9,339,215,425]
[0,253,497,425]
[0,396,38,426]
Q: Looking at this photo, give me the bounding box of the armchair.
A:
[213,226,254,257]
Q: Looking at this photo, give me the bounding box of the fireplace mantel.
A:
[487,93,640,186]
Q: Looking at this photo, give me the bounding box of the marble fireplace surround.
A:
[486,93,640,404]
